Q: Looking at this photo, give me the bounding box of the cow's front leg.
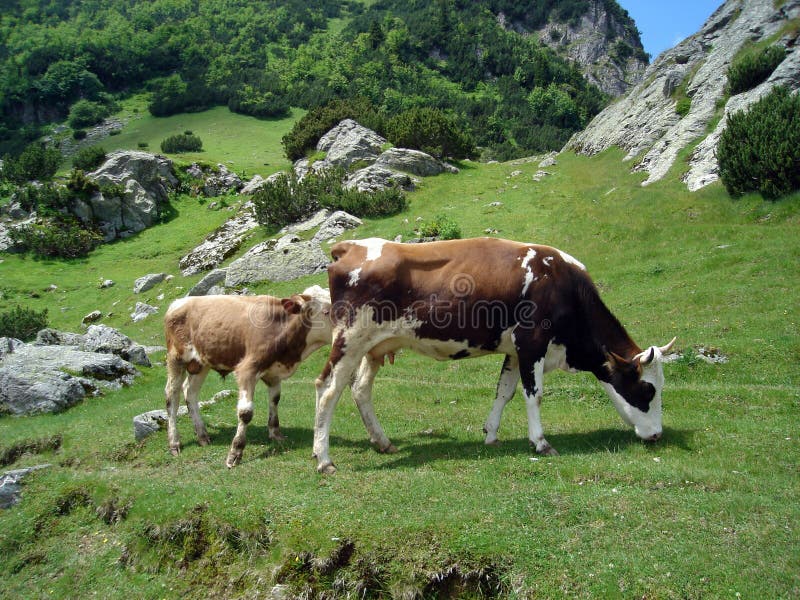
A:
[266,381,286,441]
[518,351,558,456]
[226,369,257,468]
[351,355,395,453]
[183,367,211,446]
[314,349,363,474]
[483,354,519,445]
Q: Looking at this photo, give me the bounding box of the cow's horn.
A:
[659,337,677,355]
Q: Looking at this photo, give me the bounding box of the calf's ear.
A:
[281,298,302,314]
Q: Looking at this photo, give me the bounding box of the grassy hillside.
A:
[1,109,799,598]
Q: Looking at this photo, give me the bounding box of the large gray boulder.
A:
[179,201,259,276]
[374,147,458,177]
[317,119,387,169]
[75,151,178,240]
[1,465,52,509]
[133,272,166,294]
[35,325,151,367]
[566,0,800,191]
[225,240,329,286]
[202,164,243,197]
[312,211,362,243]
[187,268,228,296]
[344,165,415,193]
[0,344,138,416]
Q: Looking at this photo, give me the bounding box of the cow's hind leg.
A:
[483,354,520,446]
[165,357,187,455]
[266,381,285,441]
[351,355,395,454]
[517,347,558,456]
[226,367,258,468]
[183,366,211,446]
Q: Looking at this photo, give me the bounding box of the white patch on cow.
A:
[166,297,190,315]
[557,249,586,270]
[542,342,576,373]
[542,256,553,267]
[601,377,662,441]
[348,268,362,287]
[266,361,298,380]
[352,238,387,262]
[520,248,538,296]
[180,343,202,365]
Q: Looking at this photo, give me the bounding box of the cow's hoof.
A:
[532,441,559,456]
[485,439,501,447]
[317,461,337,475]
[269,432,287,442]
[198,434,211,446]
[170,445,181,456]
[225,452,242,468]
[379,443,398,454]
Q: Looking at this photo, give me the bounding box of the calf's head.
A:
[603,337,676,441]
[280,285,333,344]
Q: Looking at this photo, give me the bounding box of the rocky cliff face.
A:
[499,0,648,97]
[566,0,800,191]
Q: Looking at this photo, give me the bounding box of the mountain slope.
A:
[566,0,800,190]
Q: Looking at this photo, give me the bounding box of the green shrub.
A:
[675,97,691,117]
[228,84,290,119]
[0,305,49,341]
[66,169,100,200]
[13,183,72,216]
[1,143,61,184]
[9,217,102,258]
[72,145,106,171]
[252,167,407,230]
[282,97,384,161]
[67,99,110,129]
[321,186,407,218]
[72,129,87,140]
[727,45,786,95]
[718,86,800,200]
[386,107,474,160]
[160,133,203,153]
[251,172,318,230]
[137,142,149,148]
[418,213,461,240]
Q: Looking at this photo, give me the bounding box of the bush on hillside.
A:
[72,145,107,171]
[0,305,49,341]
[1,143,61,184]
[68,99,110,129]
[281,98,385,162]
[717,86,800,200]
[9,216,102,258]
[160,133,203,154]
[228,84,290,119]
[252,167,407,230]
[385,107,475,160]
[727,45,786,95]
[418,213,461,240]
[13,183,72,216]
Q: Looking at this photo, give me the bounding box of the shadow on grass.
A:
[198,424,694,470]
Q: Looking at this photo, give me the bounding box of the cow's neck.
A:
[570,284,641,379]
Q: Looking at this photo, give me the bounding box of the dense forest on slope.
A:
[0,0,643,159]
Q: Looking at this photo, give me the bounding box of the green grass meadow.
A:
[1,108,799,598]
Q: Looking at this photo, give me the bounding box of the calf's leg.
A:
[266,381,285,441]
[165,357,186,455]
[483,354,520,445]
[226,368,258,468]
[183,367,211,446]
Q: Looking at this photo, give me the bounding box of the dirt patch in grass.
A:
[0,435,62,467]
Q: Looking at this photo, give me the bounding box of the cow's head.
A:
[603,338,676,441]
[281,285,333,343]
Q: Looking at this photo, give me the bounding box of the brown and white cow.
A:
[164,285,332,467]
[312,238,675,473]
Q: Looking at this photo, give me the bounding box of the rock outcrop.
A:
[0,339,139,416]
[72,151,179,241]
[500,0,648,97]
[566,0,800,191]
[224,240,329,287]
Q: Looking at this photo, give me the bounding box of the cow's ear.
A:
[281,298,301,314]
[604,348,633,373]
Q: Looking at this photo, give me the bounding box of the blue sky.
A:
[616,0,724,59]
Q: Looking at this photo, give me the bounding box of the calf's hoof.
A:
[485,439,501,447]
[531,440,559,456]
[170,445,181,456]
[269,431,287,442]
[198,434,211,446]
[225,451,242,468]
[317,461,337,475]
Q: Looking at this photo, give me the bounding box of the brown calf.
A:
[164,285,331,467]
